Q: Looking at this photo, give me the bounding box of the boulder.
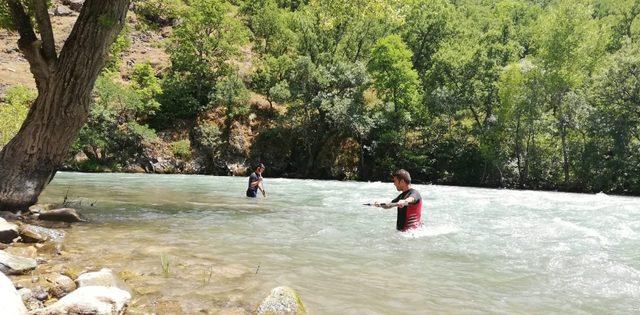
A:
[18,224,65,243]
[256,286,306,315]
[77,268,127,291]
[0,218,19,243]
[48,274,76,299]
[28,204,56,215]
[35,241,64,256]
[32,285,49,301]
[18,288,44,310]
[0,250,37,275]
[62,0,84,11]
[37,208,83,223]
[53,5,73,16]
[0,211,20,221]
[30,286,131,315]
[5,245,37,259]
[0,271,28,315]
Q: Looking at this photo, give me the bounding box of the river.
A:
[39,172,640,314]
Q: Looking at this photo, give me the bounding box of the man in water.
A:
[375,169,422,231]
[246,163,266,198]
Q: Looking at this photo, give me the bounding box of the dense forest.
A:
[1,0,639,194]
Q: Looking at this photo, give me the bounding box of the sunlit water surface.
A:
[39,172,640,314]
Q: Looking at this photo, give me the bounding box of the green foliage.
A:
[74,74,158,168]
[47,0,640,193]
[130,62,162,120]
[0,1,12,30]
[133,0,186,27]
[157,0,249,123]
[193,122,222,152]
[212,73,250,119]
[104,27,131,72]
[0,86,36,147]
[368,35,421,115]
[246,0,296,55]
[170,139,192,159]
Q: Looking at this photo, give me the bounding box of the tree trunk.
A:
[0,0,130,211]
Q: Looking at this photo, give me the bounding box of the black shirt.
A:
[246,172,261,197]
[392,188,422,231]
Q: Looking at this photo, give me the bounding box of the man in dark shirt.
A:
[375,169,423,231]
[246,163,266,198]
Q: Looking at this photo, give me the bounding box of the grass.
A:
[160,255,170,276]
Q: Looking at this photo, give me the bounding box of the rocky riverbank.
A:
[0,205,306,314]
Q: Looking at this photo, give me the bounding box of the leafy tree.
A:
[582,42,640,193]
[0,86,35,148]
[534,0,608,185]
[0,0,130,210]
[157,0,248,124]
[74,74,158,168]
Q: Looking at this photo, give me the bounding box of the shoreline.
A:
[54,170,640,198]
[1,205,307,314]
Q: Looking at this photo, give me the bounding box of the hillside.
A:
[1,0,640,194]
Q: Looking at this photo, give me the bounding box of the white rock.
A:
[0,218,19,243]
[0,250,37,275]
[0,271,28,315]
[30,286,131,315]
[76,268,126,290]
[256,286,306,315]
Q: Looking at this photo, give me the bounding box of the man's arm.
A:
[250,174,262,188]
[257,181,266,197]
[395,197,415,207]
[396,190,420,207]
[374,201,397,209]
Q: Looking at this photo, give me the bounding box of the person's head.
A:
[392,169,411,191]
[254,163,265,174]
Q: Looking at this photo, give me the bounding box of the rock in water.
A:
[0,218,19,243]
[0,271,28,314]
[0,250,37,275]
[48,274,77,299]
[18,224,65,243]
[77,268,128,291]
[28,204,56,215]
[30,286,131,315]
[18,288,45,310]
[256,286,306,315]
[0,211,20,221]
[37,208,83,223]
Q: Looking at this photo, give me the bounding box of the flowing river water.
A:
[38,172,640,314]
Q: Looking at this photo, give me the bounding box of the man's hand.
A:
[373,201,381,208]
[396,199,408,207]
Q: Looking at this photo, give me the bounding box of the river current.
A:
[39,172,640,314]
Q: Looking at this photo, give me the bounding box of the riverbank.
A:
[1,203,306,314]
[29,172,640,314]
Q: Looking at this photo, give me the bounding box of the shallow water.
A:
[39,172,640,314]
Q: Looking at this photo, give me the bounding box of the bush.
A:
[193,122,222,152]
[134,0,186,27]
[73,74,159,166]
[170,139,191,159]
[104,27,131,72]
[0,85,36,147]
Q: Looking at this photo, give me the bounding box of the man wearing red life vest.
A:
[375,169,423,231]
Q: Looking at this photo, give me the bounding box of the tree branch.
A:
[32,0,57,63]
[6,0,51,91]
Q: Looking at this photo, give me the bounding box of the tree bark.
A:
[0,0,130,211]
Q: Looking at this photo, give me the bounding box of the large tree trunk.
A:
[0,0,130,211]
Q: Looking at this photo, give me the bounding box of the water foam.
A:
[552,217,608,244]
[401,224,460,238]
